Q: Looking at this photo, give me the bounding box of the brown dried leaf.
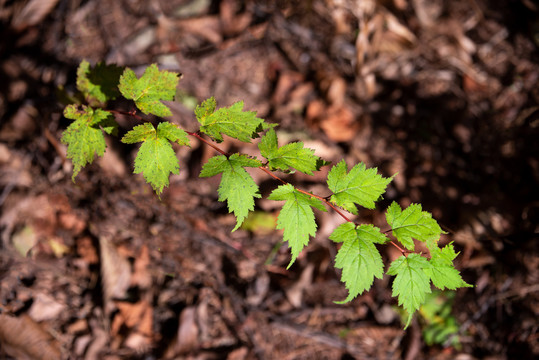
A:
[76,236,99,265]
[271,71,304,105]
[319,105,359,142]
[113,300,153,335]
[285,263,314,308]
[99,236,131,305]
[0,194,67,252]
[28,293,66,322]
[131,245,152,290]
[412,0,443,27]
[11,0,60,31]
[177,16,223,45]
[176,306,199,354]
[0,314,61,360]
[220,0,252,36]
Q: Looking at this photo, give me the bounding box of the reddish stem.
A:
[111,110,407,256]
[186,131,229,156]
[108,109,145,122]
[390,240,406,255]
[257,166,353,222]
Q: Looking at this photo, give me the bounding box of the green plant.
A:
[60,60,472,328]
[419,290,463,349]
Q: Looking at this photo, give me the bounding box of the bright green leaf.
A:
[194,96,216,120]
[196,97,265,143]
[330,223,387,303]
[77,60,124,104]
[61,105,117,180]
[155,122,190,146]
[386,202,444,251]
[118,64,180,117]
[387,253,432,329]
[200,154,262,230]
[268,184,327,268]
[121,122,155,144]
[425,243,473,290]
[327,160,393,214]
[121,122,189,195]
[259,128,323,175]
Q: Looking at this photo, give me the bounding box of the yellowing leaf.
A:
[196,97,266,143]
[119,64,180,117]
[61,105,117,180]
[76,60,124,104]
[121,122,190,195]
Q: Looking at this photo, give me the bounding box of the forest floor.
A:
[0,0,538,359]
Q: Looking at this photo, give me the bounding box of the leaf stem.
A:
[382,228,407,254]
[258,166,354,222]
[108,109,145,121]
[390,241,406,254]
[186,131,230,156]
[186,132,357,225]
[108,114,407,256]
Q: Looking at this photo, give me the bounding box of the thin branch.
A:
[186,131,230,156]
[107,111,409,257]
[258,166,354,223]
[108,109,145,122]
[186,133,357,226]
[389,240,407,255]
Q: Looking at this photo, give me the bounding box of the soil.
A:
[0,1,538,359]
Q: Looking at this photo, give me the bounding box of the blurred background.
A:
[0,0,538,359]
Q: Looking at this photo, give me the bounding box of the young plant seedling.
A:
[61,61,472,328]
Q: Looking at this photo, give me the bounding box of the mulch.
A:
[0,0,538,359]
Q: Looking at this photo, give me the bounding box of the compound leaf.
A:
[121,122,189,195]
[77,60,124,104]
[327,160,393,214]
[196,97,265,143]
[386,202,444,251]
[61,105,117,180]
[330,223,387,303]
[118,64,180,117]
[200,154,262,231]
[425,243,473,290]
[387,253,432,329]
[259,128,324,175]
[268,184,326,268]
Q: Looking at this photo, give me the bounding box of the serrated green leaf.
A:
[425,243,473,290]
[387,253,432,328]
[327,160,393,214]
[121,122,156,144]
[200,154,262,230]
[155,122,190,146]
[268,184,326,268]
[194,97,216,120]
[61,105,117,180]
[259,128,323,175]
[118,64,180,117]
[77,60,124,104]
[330,223,387,303]
[386,202,444,251]
[121,122,189,195]
[196,97,265,143]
